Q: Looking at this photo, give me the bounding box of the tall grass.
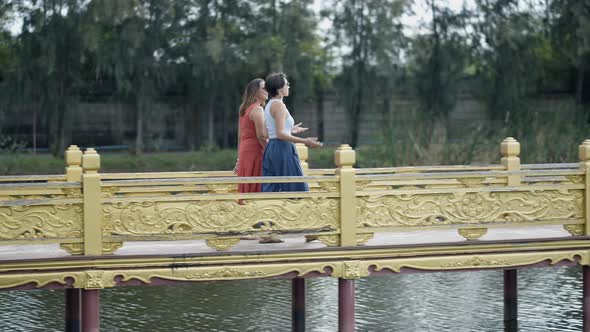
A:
[1,104,588,175]
[368,103,589,167]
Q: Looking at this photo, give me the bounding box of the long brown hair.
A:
[239,78,265,117]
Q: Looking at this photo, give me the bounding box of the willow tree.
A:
[10,0,86,156]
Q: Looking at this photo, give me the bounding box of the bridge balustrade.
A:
[0,138,588,255]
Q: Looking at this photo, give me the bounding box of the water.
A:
[0,267,582,332]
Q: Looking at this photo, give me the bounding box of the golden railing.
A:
[0,138,588,255]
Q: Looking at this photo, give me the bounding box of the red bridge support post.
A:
[504,269,518,331]
[82,289,100,332]
[292,278,306,332]
[338,278,355,332]
[65,289,82,332]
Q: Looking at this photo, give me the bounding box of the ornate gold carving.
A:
[0,250,588,291]
[205,184,237,194]
[60,243,84,255]
[103,198,339,236]
[59,242,123,255]
[85,271,105,289]
[0,204,82,240]
[317,234,339,246]
[186,267,265,279]
[206,238,240,251]
[356,233,374,245]
[357,190,584,228]
[0,273,72,289]
[371,251,590,272]
[116,263,338,283]
[102,242,123,254]
[319,182,339,192]
[564,224,585,236]
[566,176,584,184]
[458,178,485,187]
[458,228,487,240]
[440,256,508,268]
[342,261,369,279]
[101,187,120,198]
[61,188,83,198]
[356,181,371,191]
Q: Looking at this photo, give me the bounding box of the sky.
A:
[6,0,476,35]
[312,0,476,35]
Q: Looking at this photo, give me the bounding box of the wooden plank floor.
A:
[0,226,572,262]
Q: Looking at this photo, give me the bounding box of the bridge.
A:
[1,137,589,331]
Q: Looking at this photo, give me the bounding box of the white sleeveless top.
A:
[264,98,294,139]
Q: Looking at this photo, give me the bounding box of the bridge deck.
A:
[1,226,571,262]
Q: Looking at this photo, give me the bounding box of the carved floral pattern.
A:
[564,224,585,236]
[0,204,82,239]
[357,190,584,228]
[185,267,265,279]
[86,271,104,289]
[103,198,339,236]
[206,238,240,251]
[458,228,488,240]
[440,256,509,268]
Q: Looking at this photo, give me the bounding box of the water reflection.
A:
[0,267,582,332]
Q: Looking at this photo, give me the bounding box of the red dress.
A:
[237,104,264,193]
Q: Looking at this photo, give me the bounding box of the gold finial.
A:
[82,148,101,173]
[580,139,590,162]
[295,143,309,175]
[65,145,83,181]
[66,145,82,166]
[501,137,520,158]
[295,143,308,162]
[335,144,355,168]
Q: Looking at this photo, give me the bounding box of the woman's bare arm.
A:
[250,106,268,149]
[272,102,321,148]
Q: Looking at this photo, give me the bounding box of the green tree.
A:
[10,0,86,155]
[410,1,470,121]
[328,0,408,147]
[473,0,544,124]
[549,0,590,105]
[85,0,179,154]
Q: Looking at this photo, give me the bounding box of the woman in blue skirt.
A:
[262,73,322,192]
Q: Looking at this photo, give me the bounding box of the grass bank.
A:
[1,105,588,175]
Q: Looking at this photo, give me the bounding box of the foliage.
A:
[0,0,588,156]
[328,0,408,147]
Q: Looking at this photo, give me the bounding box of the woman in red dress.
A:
[236,78,268,193]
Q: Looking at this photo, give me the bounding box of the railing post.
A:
[580,139,590,235]
[82,148,102,256]
[335,144,356,246]
[501,137,521,186]
[296,143,309,176]
[65,145,83,182]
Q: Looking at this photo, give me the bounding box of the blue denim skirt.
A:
[262,139,309,192]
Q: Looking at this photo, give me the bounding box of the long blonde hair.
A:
[239,78,265,117]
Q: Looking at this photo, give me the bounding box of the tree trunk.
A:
[316,89,325,142]
[56,80,66,157]
[222,91,231,148]
[135,102,144,155]
[350,0,365,148]
[576,59,585,105]
[207,93,216,147]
